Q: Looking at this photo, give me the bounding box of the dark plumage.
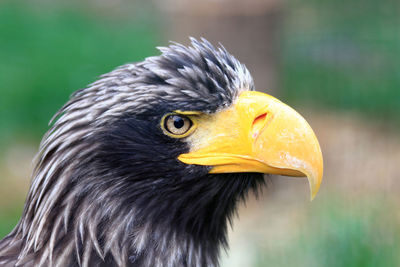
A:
[0,38,263,267]
[0,37,324,267]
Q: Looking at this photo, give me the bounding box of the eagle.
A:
[0,38,323,267]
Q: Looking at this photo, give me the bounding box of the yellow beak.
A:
[178,91,323,200]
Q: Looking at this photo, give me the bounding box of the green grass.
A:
[281,0,400,124]
[0,1,161,146]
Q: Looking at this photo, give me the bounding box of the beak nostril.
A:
[252,113,267,138]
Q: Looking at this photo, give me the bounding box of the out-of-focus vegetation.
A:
[0,0,160,147]
[261,0,400,265]
[0,0,160,237]
[282,0,400,124]
[0,204,23,239]
[254,196,400,267]
[1,0,400,266]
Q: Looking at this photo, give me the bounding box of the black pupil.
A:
[173,116,185,129]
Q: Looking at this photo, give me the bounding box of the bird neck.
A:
[119,173,263,266]
[7,155,263,266]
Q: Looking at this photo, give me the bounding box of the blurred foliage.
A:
[1,0,400,266]
[255,196,400,266]
[0,204,24,239]
[0,0,160,146]
[282,0,400,125]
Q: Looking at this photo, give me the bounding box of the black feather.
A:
[0,38,261,267]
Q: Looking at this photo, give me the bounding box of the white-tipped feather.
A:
[0,38,254,267]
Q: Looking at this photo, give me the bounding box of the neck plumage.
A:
[0,165,263,267]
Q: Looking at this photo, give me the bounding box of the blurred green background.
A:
[0,0,399,266]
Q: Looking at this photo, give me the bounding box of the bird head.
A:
[3,38,322,267]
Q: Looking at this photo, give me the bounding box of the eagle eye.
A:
[162,114,196,138]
